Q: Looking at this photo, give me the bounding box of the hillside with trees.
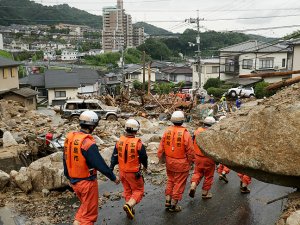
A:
[138,29,278,60]
[134,22,173,36]
[0,0,102,28]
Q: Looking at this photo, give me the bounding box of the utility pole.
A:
[186,11,204,89]
[121,46,125,87]
[148,61,152,96]
[142,51,146,91]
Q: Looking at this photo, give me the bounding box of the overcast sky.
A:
[33,0,300,38]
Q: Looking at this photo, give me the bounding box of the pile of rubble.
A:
[197,83,300,187]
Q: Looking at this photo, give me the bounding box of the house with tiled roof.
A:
[44,68,100,106]
[159,66,193,88]
[0,56,38,109]
[219,40,293,83]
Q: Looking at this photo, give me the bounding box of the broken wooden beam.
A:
[239,70,300,78]
[266,75,300,90]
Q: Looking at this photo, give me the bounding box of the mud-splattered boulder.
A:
[197,84,300,188]
[28,152,68,191]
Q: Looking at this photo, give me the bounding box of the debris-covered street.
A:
[0,83,299,225]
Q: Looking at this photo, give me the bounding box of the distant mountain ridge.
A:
[0,0,274,43]
[134,22,173,35]
[0,0,173,35]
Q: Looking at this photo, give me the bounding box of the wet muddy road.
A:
[96,171,293,225]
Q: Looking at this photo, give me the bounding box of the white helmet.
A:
[171,111,185,124]
[125,119,140,132]
[79,111,99,126]
[203,116,216,126]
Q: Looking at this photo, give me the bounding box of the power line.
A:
[2,5,300,12]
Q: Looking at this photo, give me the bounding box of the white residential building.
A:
[0,33,3,50]
[291,39,300,78]
[219,40,292,83]
[43,50,57,61]
[61,49,78,61]
[192,59,220,88]
[88,49,104,56]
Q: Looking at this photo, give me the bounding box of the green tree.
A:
[0,50,13,59]
[137,38,172,60]
[254,81,276,99]
[203,78,221,90]
[133,80,143,90]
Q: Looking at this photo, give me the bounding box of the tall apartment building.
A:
[133,27,145,46]
[102,0,143,52]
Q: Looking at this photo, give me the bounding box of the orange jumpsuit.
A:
[157,126,194,200]
[64,131,117,225]
[191,127,215,191]
[238,173,251,186]
[217,164,230,175]
[111,136,148,204]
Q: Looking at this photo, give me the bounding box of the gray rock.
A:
[3,131,18,147]
[42,188,50,197]
[100,146,114,164]
[5,119,17,128]
[147,142,160,153]
[0,170,10,189]
[286,210,300,225]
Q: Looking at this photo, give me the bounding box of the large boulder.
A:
[0,170,10,189]
[197,84,300,188]
[28,152,68,191]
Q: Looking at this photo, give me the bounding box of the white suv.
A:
[227,86,255,98]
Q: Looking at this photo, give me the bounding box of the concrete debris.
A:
[286,211,300,225]
[10,167,33,193]
[0,170,10,189]
[198,83,300,188]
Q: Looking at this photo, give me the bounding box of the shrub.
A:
[203,78,221,90]
[254,81,276,99]
[133,80,143,90]
[207,87,227,98]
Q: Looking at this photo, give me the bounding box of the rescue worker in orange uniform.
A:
[158,111,194,212]
[238,173,251,193]
[217,164,230,183]
[189,116,216,199]
[63,111,120,225]
[110,119,148,220]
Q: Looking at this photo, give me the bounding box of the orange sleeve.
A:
[81,138,96,152]
[184,130,195,163]
[157,132,166,159]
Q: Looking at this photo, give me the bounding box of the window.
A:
[55,91,66,98]
[131,74,139,79]
[169,75,176,82]
[242,59,253,69]
[11,68,17,77]
[282,58,286,68]
[259,58,274,69]
[212,66,219,73]
[185,76,192,82]
[88,103,101,110]
[3,68,12,79]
